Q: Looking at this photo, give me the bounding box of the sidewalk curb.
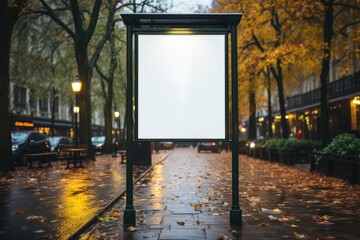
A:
[67,152,173,240]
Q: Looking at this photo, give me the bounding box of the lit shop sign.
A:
[15,121,34,127]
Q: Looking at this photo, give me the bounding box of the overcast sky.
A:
[168,0,214,13]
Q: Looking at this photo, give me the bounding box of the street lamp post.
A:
[71,76,82,145]
[113,111,120,157]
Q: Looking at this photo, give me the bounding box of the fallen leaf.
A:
[195,220,200,224]
[268,215,278,220]
[15,210,24,215]
[97,215,110,222]
[127,226,137,231]
[261,208,271,213]
[26,215,43,220]
[218,234,229,240]
[293,232,306,239]
[271,208,282,214]
[111,213,121,218]
[176,221,185,225]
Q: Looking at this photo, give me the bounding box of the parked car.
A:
[11,131,51,165]
[197,142,221,153]
[91,136,106,153]
[48,136,74,152]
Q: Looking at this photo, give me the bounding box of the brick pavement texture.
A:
[82,148,360,240]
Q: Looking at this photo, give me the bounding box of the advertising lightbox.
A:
[137,34,226,140]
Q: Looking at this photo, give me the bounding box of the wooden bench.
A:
[25,152,58,169]
[61,146,88,169]
[56,145,73,161]
[118,150,127,164]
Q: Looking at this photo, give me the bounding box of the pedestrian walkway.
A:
[83,148,360,240]
[0,151,169,240]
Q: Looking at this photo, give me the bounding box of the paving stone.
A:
[159,228,206,240]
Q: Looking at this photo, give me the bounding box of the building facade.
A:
[256,71,360,140]
[9,82,105,137]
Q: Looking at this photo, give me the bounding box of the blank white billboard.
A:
[137,34,226,139]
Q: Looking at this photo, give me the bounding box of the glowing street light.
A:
[71,76,82,145]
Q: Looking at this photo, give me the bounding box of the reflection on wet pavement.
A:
[0,152,168,239]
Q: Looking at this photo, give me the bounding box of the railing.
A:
[286,72,360,110]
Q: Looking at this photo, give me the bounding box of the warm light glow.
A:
[275,115,289,120]
[240,127,246,133]
[353,96,360,105]
[71,76,82,92]
[258,117,264,122]
[312,109,319,115]
[167,28,194,34]
[114,111,120,118]
[15,121,34,127]
[73,106,80,113]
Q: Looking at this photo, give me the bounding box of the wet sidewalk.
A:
[0,151,170,240]
[83,148,360,240]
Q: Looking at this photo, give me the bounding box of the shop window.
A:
[14,86,26,108]
[53,96,59,113]
[39,98,48,112]
[351,101,359,131]
[30,95,36,110]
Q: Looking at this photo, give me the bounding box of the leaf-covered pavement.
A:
[83,148,360,240]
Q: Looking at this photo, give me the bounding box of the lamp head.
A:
[73,106,80,113]
[71,76,82,92]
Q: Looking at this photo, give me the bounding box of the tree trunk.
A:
[320,0,334,147]
[104,97,115,153]
[50,87,56,136]
[0,3,22,173]
[74,39,94,159]
[267,74,273,138]
[248,90,256,141]
[103,30,116,154]
[270,59,288,139]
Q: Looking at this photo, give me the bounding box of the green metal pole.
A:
[230,23,242,226]
[123,24,136,226]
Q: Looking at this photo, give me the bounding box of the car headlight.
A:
[250,142,255,148]
[12,145,19,151]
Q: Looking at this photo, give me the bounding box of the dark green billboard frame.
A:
[121,13,243,226]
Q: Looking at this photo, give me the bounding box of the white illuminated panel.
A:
[137,34,225,139]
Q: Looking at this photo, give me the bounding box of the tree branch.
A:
[39,0,75,38]
[95,63,110,83]
[337,19,360,35]
[69,0,84,36]
[86,0,103,42]
[90,0,113,68]
[334,2,360,11]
